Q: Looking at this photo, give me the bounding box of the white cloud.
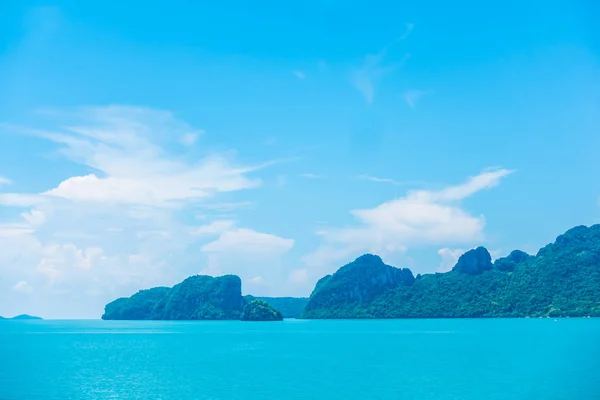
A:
[0,176,12,185]
[0,193,47,207]
[181,131,201,146]
[248,276,265,284]
[201,226,294,255]
[437,248,464,272]
[188,220,295,293]
[402,89,434,108]
[0,223,35,237]
[4,106,265,207]
[200,201,255,212]
[0,105,287,318]
[13,280,34,294]
[191,220,236,236]
[293,70,306,79]
[304,168,513,269]
[288,269,309,285]
[20,209,47,228]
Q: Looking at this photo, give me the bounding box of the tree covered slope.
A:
[102,275,245,320]
[302,225,600,318]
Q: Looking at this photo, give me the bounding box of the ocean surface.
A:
[1,319,599,400]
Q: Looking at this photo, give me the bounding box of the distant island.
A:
[0,314,43,320]
[102,224,600,320]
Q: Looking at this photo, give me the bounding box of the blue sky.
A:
[0,0,599,318]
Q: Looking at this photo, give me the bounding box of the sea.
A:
[1,318,599,400]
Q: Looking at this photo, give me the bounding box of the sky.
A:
[0,0,599,319]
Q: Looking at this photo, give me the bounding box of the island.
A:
[301,224,600,318]
[102,274,285,321]
[102,224,600,321]
[244,296,308,319]
[0,314,43,320]
[241,299,283,321]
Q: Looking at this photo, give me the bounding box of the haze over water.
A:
[1,319,599,400]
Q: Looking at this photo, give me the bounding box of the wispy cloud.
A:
[293,70,306,80]
[351,24,413,104]
[398,23,415,41]
[1,106,268,207]
[299,173,324,179]
[402,89,434,108]
[357,174,402,185]
[0,176,12,186]
[13,280,34,294]
[357,174,427,186]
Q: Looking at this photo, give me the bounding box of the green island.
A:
[302,224,600,318]
[102,224,600,320]
[241,299,283,321]
[102,274,289,321]
[244,296,308,318]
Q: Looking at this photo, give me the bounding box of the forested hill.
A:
[301,224,600,319]
[102,275,247,320]
[244,296,308,318]
[101,275,298,321]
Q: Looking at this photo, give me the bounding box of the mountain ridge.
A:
[101,224,600,320]
[301,224,600,319]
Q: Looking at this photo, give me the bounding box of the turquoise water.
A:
[1,319,599,400]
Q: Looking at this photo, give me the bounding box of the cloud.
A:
[437,248,464,272]
[288,269,309,285]
[357,174,401,185]
[398,23,415,41]
[21,209,47,228]
[402,89,434,108]
[304,168,513,269]
[0,223,35,237]
[351,25,413,103]
[0,105,288,318]
[200,224,294,255]
[3,106,265,208]
[299,173,324,179]
[13,280,34,294]
[191,220,236,236]
[293,70,306,79]
[248,276,265,285]
[192,221,296,296]
[276,174,287,187]
[181,131,202,145]
[0,176,12,185]
[0,193,47,207]
[358,174,431,187]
